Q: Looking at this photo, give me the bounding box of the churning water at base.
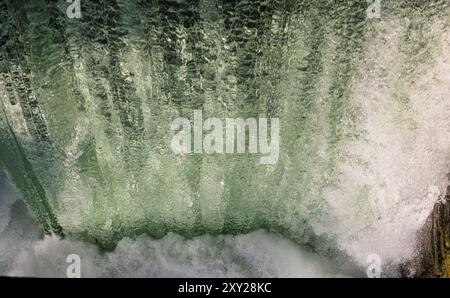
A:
[7,232,352,278]
[1,170,353,277]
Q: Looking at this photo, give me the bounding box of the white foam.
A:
[321,18,450,266]
[4,231,347,278]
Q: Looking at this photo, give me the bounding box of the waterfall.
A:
[1,0,450,276]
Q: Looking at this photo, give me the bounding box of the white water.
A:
[317,17,450,268]
[8,233,350,278]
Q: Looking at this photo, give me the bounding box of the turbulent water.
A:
[1,0,450,277]
[0,169,351,277]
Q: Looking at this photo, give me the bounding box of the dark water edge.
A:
[401,175,450,278]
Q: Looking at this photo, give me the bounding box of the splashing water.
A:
[1,0,450,276]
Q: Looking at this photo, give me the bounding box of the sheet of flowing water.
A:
[1,0,450,277]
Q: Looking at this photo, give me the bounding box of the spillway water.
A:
[1,0,450,277]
